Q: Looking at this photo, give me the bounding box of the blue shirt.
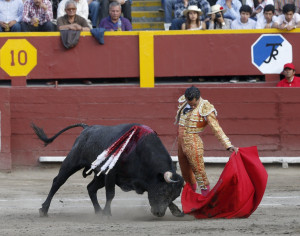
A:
[0,0,23,23]
[216,0,241,20]
[99,16,132,31]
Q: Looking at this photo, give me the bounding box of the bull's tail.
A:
[31,122,88,146]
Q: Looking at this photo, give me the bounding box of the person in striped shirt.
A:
[21,0,55,31]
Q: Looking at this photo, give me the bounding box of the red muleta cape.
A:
[181,146,268,219]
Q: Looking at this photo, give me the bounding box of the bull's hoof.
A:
[173,211,185,217]
[103,209,112,217]
[103,211,112,217]
[95,209,103,215]
[169,203,185,217]
[39,208,48,217]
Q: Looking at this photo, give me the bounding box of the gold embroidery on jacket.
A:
[176,95,232,189]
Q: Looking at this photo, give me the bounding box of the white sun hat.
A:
[183,5,203,16]
[208,4,227,15]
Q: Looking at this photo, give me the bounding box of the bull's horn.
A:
[164,171,179,183]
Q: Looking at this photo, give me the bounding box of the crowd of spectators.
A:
[0,0,132,32]
[158,0,299,82]
[1,0,300,32]
[163,0,300,30]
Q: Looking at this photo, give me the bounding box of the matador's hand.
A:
[228,146,239,154]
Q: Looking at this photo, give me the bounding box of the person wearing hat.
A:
[277,63,300,87]
[181,5,206,29]
[167,0,211,30]
[208,4,232,29]
[216,0,241,21]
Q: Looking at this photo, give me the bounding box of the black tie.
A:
[183,107,192,114]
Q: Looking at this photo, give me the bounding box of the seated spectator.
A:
[21,0,56,32]
[100,0,132,24]
[208,4,232,29]
[277,63,300,87]
[57,0,89,23]
[229,4,256,83]
[274,0,300,16]
[169,0,211,30]
[246,0,274,20]
[181,5,206,29]
[115,0,132,22]
[231,4,256,29]
[273,3,300,30]
[57,0,90,31]
[99,1,132,30]
[58,0,104,28]
[215,0,241,21]
[255,4,277,28]
[0,0,23,32]
[89,0,130,27]
[87,0,100,28]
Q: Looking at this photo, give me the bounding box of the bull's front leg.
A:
[169,202,185,217]
[103,171,116,216]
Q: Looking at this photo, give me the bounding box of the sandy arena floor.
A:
[0,164,299,236]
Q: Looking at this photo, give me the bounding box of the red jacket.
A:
[277,76,300,87]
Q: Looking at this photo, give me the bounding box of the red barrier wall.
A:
[154,33,300,77]
[0,32,300,169]
[0,35,140,80]
[0,89,11,170]
[7,86,300,167]
[0,31,299,82]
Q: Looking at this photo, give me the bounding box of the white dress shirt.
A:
[246,0,274,19]
[231,17,257,29]
[274,13,300,27]
[0,0,23,23]
[255,14,277,28]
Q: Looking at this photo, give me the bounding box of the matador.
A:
[175,86,238,196]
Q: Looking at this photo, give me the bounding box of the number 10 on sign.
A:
[10,50,28,66]
[0,39,37,77]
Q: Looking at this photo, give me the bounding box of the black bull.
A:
[32,123,184,217]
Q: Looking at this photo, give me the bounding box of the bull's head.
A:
[147,171,184,217]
